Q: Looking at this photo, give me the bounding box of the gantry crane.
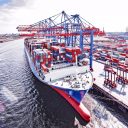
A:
[17,11,105,70]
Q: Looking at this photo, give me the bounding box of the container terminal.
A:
[16,11,128,114]
[1,11,128,127]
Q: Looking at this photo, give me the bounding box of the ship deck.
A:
[44,64,93,91]
[93,61,128,109]
[45,64,89,82]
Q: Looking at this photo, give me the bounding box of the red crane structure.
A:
[17,11,105,70]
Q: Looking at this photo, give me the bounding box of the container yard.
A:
[0,6,128,128]
[92,35,128,110]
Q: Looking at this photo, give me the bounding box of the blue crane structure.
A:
[17,11,105,70]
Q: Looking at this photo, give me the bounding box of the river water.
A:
[0,39,127,128]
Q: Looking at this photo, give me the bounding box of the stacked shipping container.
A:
[65,47,81,63]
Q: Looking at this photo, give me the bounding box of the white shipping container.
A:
[117,48,123,52]
[125,58,128,65]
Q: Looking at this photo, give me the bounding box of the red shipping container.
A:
[111,58,119,63]
[60,43,65,47]
[51,46,59,51]
[41,64,48,72]
[74,47,81,55]
[65,47,73,52]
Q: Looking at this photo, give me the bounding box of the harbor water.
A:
[0,39,127,128]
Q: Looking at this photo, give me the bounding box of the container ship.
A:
[24,37,93,121]
[17,11,105,122]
